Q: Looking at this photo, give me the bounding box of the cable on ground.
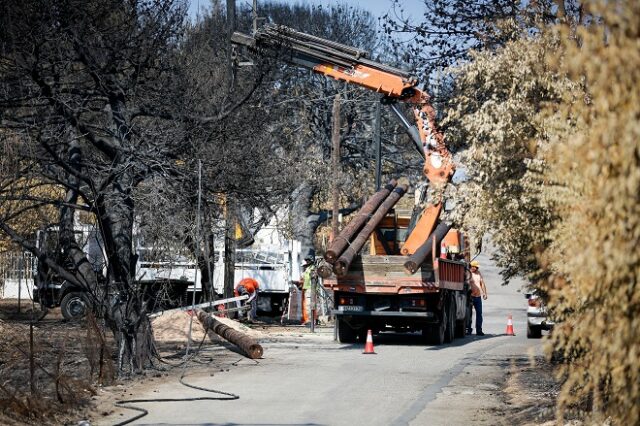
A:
[113,371,239,426]
[112,316,249,425]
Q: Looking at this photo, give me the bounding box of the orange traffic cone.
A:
[440,241,448,259]
[506,314,516,336]
[363,330,376,354]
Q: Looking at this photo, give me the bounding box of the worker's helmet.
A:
[470,260,480,268]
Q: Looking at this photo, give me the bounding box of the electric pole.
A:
[374,101,382,190]
[331,94,341,242]
[224,0,237,308]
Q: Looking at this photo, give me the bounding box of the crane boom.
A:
[231,25,454,255]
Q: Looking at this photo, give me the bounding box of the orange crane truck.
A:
[232,25,471,345]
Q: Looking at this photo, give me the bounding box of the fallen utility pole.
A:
[148,295,248,318]
[324,179,398,265]
[403,221,452,274]
[197,310,263,359]
[333,184,408,276]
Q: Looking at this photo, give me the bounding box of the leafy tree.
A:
[442,30,570,283]
[540,0,640,421]
[444,0,640,422]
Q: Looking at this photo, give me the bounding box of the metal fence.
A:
[0,252,37,281]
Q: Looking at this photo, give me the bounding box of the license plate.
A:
[338,305,364,312]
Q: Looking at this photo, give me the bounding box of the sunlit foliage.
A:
[542,1,640,422]
[446,0,639,422]
[443,30,571,283]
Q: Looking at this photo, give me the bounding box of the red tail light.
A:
[528,298,541,308]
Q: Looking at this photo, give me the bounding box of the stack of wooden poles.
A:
[317,180,408,279]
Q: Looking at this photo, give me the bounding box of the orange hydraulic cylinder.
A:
[401,203,442,255]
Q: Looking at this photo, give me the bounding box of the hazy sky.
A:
[188,0,426,23]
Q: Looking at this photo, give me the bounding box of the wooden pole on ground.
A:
[197,310,263,359]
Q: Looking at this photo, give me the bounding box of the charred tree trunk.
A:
[185,228,216,302]
[96,165,157,375]
[59,140,102,297]
[290,182,316,259]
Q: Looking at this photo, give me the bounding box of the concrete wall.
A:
[1,278,35,300]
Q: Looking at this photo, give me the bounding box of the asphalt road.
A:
[101,249,543,426]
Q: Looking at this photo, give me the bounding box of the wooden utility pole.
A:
[224,196,237,302]
[374,101,382,190]
[331,94,341,242]
[227,0,236,90]
[224,0,237,310]
[252,0,259,33]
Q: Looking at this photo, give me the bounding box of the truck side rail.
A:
[323,255,465,294]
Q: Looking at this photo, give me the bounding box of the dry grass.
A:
[0,300,113,425]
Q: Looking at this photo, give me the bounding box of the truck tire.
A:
[455,299,471,338]
[60,292,90,320]
[424,302,447,345]
[444,295,456,343]
[337,318,357,343]
[357,327,368,342]
[424,321,445,345]
[527,323,542,339]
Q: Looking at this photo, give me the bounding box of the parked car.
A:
[525,291,554,338]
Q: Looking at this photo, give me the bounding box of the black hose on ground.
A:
[113,373,240,426]
[112,330,246,425]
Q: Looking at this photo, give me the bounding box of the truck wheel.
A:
[527,323,542,339]
[454,319,466,337]
[60,292,90,320]
[444,295,456,343]
[357,327,368,342]
[337,318,357,343]
[424,321,445,345]
[455,299,471,338]
[424,304,447,345]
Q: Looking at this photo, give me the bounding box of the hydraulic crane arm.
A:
[231,25,454,255]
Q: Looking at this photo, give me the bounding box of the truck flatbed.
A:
[323,255,465,294]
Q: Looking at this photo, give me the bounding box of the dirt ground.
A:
[0,299,103,425]
[0,300,279,425]
[1,300,569,426]
[498,355,590,426]
[497,356,563,425]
